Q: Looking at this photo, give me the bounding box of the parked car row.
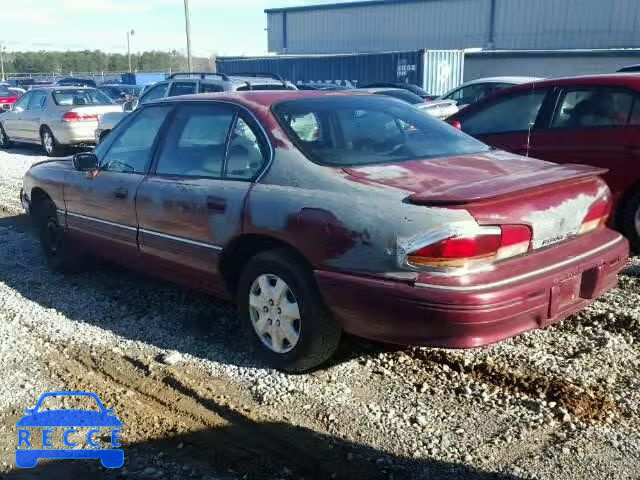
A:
[18,80,630,372]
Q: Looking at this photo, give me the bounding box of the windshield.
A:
[273,96,489,167]
[52,88,114,106]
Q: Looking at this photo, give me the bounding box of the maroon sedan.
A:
[447,74,640,249]
[20,91,628,372]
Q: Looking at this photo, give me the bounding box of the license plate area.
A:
[549,274,582,319]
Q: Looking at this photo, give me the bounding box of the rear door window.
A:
[155,104,235,177]
[168,81,197,97]
[461,91,547,135]
[225,117,268,180]
[552,88,635,128]
[27,91,48,110]
[199,83,224,93]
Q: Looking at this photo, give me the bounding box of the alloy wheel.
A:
[248,274,301,354]
[43,131,54,154]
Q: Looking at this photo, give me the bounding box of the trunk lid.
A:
[343,151,611,250]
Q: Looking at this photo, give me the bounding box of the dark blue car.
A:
[16,391,123,468]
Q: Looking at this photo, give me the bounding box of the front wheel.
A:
[41,126,63,157]
[38,199,84,271]
[237,249,342,373]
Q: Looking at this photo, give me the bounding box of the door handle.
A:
[114,188,128,199]
[206,196,226,213]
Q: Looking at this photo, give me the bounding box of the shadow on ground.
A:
[4,379,521,480]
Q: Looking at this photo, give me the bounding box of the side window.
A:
[155,104,234,177]
[138,83,169,104]
[630,99,640,126]
[446,84,487,105]
[462,91,546,135]
[199,83,224,93]
[168,81,197,97]
[552,88,634,128]
[13,92,31,111]
[225,117,267,180]
[27,91,47,110]
[101,106,173,173]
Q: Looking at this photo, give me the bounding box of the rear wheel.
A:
[237,249,342,372]
[38,198,84,271]
[0,123,12,149]
[622,191,640,252]
[41,126,63,157]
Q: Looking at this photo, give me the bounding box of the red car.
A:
[0,84,20,111]
[20,91,628,372]
[447,74,640,249]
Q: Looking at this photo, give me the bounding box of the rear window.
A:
[273,96,489,167]
[375,89,424,105]
[0,85,15,98]
[52,89,114,106]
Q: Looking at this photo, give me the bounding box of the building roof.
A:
[265,0,426,14]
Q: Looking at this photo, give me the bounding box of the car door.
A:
[528,86,640,201]
[22,90,49,141]
[135,102,270,295]
[2,91,32,139]
[457,89,549,156]
[64,104,174,261]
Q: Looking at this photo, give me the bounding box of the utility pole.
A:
[127,29,135,73]
[184,0,193,72]
[0,45,5,83]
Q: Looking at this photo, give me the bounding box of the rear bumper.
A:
[51,122,98,145]
[315,229,628,348]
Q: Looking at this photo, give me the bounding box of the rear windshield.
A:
[52,89,114,106]
[0,85,15,98]
[376,89,424,104]
[273,96,489,167]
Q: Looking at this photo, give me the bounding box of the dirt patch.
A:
[407,349,617,421]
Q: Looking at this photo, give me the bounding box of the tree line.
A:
[2,50,216,75]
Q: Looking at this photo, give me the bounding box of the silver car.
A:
[95,72,298,143]
[0,86,123,156]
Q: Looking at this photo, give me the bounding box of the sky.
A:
[1,0,348,57]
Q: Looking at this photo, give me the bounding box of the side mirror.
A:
[123,101,134,112]
[73,152,99,171]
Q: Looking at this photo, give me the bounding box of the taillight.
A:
[407,225,531,269]
[579,196,611,234]
[62,112,98,122]
[447,120,462,130]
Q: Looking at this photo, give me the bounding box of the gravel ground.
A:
[0,145,639,479]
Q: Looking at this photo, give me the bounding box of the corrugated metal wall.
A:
[266,0,640,54]
[217,50,464,94]
[268,0,489,54]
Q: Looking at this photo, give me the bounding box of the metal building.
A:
[266,0,640,55]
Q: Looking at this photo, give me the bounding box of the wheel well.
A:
[30,187,52,216]
[39,125,48,137]
[613,180,640,230]
[219,234,314,298]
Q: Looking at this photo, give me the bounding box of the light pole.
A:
[183,0,193,72]
[0,45,6,83]
[127,29,135,73]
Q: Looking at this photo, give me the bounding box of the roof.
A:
[154,89,374,107]
[462,76,544,85]
[29,85,95,91]
[524,73,640,88]
[265,0,426,14]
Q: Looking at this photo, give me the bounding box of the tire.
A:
[0,123,12,149]
[237,248,342,373]
[37,198,83,271]
[98,130,111,144]
[622,190,640,252]
[41,126,63,157]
